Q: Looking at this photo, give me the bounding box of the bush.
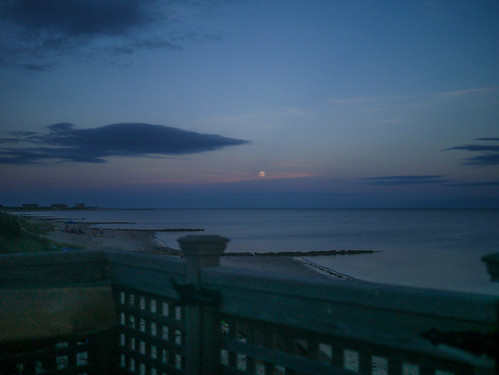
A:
[0,213,22,239]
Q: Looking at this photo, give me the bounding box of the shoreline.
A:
[294,257,355,280]
[10,211,498,295]
[32,216,361,281]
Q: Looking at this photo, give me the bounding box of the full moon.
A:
[259,171,266,177]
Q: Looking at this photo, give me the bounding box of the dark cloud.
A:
[362,175,448,186]
[132,37,182,51]
[0,123,249,165]
[461,153,499,166]
[445,145,499,152]
[25,64,54,72]
[448,181,499,187]
[1,0,153,36]
[0,0,222,69]
[445,138,499,165]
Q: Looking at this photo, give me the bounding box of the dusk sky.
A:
[1,0,498,208]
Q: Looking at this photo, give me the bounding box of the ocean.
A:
[18,208,499,295]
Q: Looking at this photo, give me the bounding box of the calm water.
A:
[19,208,499,295]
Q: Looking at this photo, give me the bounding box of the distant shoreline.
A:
[6,206,499,211]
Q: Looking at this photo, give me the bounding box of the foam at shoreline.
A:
[294,257,355,281]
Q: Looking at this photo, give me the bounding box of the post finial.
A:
[178,235,229,284]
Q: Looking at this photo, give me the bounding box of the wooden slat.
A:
[0,286,116,342]
[106,251,184,299]
[0,250,107,287]
[223,338,356,375]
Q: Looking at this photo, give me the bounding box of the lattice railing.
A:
[217,314,475,375]
[202,251,497,375]
[1,239,497,375]
[113,285,185,375]
[0,332,105,375]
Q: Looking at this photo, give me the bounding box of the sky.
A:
[0,0,498,208]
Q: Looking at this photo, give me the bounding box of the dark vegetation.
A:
[0,211,57,253]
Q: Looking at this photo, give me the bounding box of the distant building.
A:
[50,203,68,210]
[74,203,86,209]
[22,203,39,209]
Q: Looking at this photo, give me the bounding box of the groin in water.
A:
[223,249,379,257]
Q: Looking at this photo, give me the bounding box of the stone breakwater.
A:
[223,249,379,257]
[117,228,205,232]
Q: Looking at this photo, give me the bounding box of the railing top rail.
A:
[203,265,498,324]
[203,265,498,368]
[0,249,107,267]
[2,250,495,323]
[0,250,109,287]
[104,250,185,299]
[104,249,184,274]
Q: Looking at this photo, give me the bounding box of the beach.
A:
[14,208,499,295]
[40,218,334,280]
[44,219,165,253]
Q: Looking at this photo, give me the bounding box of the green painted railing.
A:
[1,236,497,375]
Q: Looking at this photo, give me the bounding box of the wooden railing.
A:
[1,236,497,375]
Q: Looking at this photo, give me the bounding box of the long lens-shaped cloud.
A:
[0,123,249,164]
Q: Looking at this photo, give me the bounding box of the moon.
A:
[259,171,266,177]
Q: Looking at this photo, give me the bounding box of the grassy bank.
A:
[0,212,60,254]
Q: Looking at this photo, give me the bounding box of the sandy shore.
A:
[43,219,166,253]
[221,255,336,280]
[37,218,341,280]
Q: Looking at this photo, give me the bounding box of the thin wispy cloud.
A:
[328,87,499,106]
[0,123,249,165]
[0,0,224,70]
[326,88,499,129]
[209,106,308,130]
[362,175,448,186]
[433,87,499,99]
[328,97,373,105]
[445,138,499,166]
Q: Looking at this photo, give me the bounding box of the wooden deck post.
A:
[483,252,499,282]
[178,235,229,375]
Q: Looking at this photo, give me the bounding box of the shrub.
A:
[0,213,22,238]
